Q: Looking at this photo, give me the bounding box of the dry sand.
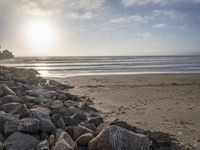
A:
[53,74,200,148]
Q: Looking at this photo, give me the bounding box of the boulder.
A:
[0,113,19,133]
[55,118,65,129]
[110,119,150,135]
[39,91,57,99]
[0,142,3,150]
[48,134,55,147]
[66,126,93,141]
[71,111,87,125]
[4,121,18,137]
[37,139,50,150]
[149,131,174,149]
[2,102,22,113]
[88,116,103,127]
[18,118,40,134]
[0,95,22,105]
[4,132,40,150]
[29,109,55,133]
[2,86,15,96]
[10,104,29,118]
[83,123,97,132]
[88,125,149,150]
[76,133,94,146]
[53,129,76,150]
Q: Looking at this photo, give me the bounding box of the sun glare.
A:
[23,19,58,55]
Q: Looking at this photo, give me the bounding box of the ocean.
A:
[0,55,200,77]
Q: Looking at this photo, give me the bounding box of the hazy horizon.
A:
[0,0,200,56]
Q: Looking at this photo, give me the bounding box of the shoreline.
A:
[51,73,200,148]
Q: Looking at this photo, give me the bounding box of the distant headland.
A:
[0,45,14,59]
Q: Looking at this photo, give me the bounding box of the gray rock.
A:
[71,111,87,125]
[53,129,76,150]
[66,126,93,141]
[64,101,78,108]
[48,134,55,147]
[149,131,174,149]
[10,104,29,118]
[88,125,149,150]
[63,117,75,127]
[18,118,40,134]
[29,109,55,133]
[37,139,50,150]
[110,119,150,135]
[2,102,22,113]
[2,85,16,96]
[0,95,22,104]
[4,132,40,150]
[83,123,97,132]
[4,121,18,137]
[0,142,4,150]
[88,116,103,127]
[0,133,5,143]
[76,133,94,146]
[55,118,65,129]
[50,100,63,110]
[0,113,19,133]
[39,91,57,99]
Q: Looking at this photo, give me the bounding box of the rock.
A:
[0,113,19,133]
[64,101,78,108]
[50,100,63,109]
[55,118,65,129]
[0,142,4,150]
[2,102,22,113]
[29,109,55,133]
[18,118,40,134]
[76,133,94,146]
[2,85,16,96]
[71,111,87,125]
[0,133,5,143]
[0,95,22,104]
[0,50,14,60]
[149,131,174,148]
[110,119,150,135]
[88,125,149,150]
[37,139,50,150]
[4,121,18,137]
[83,123,97,132]
[4,132,40,150]
[0,88,4,97]
[10,104,29,118]
[88,116,103,127]
[40,133,49,140]
[63,117,75,127]
[48,134,55,147]
[66,126,93,141]
[53,129,76,150]
[39,91,57,99]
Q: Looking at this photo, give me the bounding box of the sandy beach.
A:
[54,74,200,148]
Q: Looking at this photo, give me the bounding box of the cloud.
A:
[153,23,168,28]
[65,12,93,20]
[0,0,105,20]
[108,9,181,25]
[110,14,151,23]
[121,0,200,6]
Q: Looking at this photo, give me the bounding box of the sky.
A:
[0,0,200,56]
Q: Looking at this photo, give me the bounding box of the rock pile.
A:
[0,66,185,150]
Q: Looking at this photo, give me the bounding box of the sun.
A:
[23,19,58,55]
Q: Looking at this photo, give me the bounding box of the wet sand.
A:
[53,74,200,148]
